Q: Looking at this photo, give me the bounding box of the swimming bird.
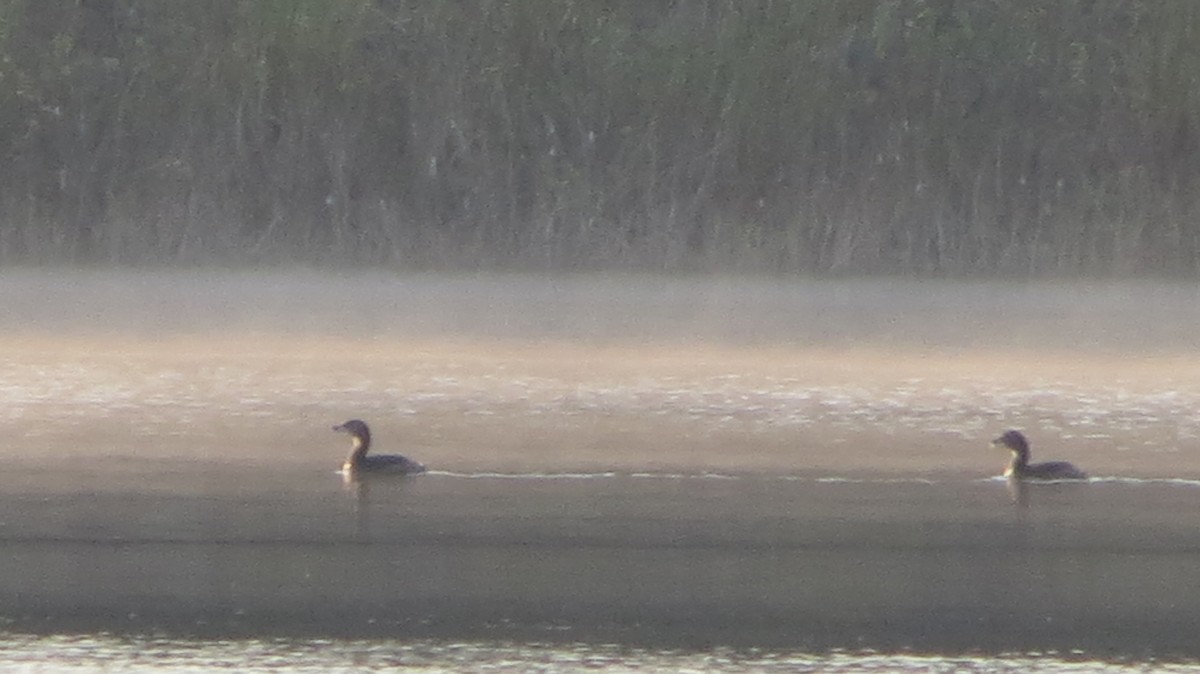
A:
[333,419,426,475]
[992,429,1087,480]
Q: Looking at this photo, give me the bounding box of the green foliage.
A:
[0,0,1198,275]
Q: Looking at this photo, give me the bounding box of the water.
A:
[2,270,1200,671]
[4,634,1199,674]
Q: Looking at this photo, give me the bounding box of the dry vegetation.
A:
[2,1,1199,274]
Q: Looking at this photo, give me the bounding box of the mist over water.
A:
[2,269,1200,670]
[6,268,1200,349]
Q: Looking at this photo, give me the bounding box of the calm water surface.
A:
[2,271,1200,671]
[4,469,1200,656]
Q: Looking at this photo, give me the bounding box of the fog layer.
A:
[2,270,1198,477]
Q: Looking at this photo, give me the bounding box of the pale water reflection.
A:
[3,634,1199,673]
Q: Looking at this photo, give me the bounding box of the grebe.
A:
[992,430,1087,480]
[333,419,426,475]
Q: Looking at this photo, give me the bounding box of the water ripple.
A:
[0,634,1196,673]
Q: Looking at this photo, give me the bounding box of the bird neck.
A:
[1007,447,1029,474]
[347,435,370,465]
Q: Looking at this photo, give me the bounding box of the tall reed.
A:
[0,0,1197,274]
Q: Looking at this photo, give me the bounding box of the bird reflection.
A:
[342,471,418,539]
[1006,476,1029,509]
[1003,474,1089,515]
[343,471,372,537]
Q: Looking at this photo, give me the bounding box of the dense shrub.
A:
[1,0,1197,275]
